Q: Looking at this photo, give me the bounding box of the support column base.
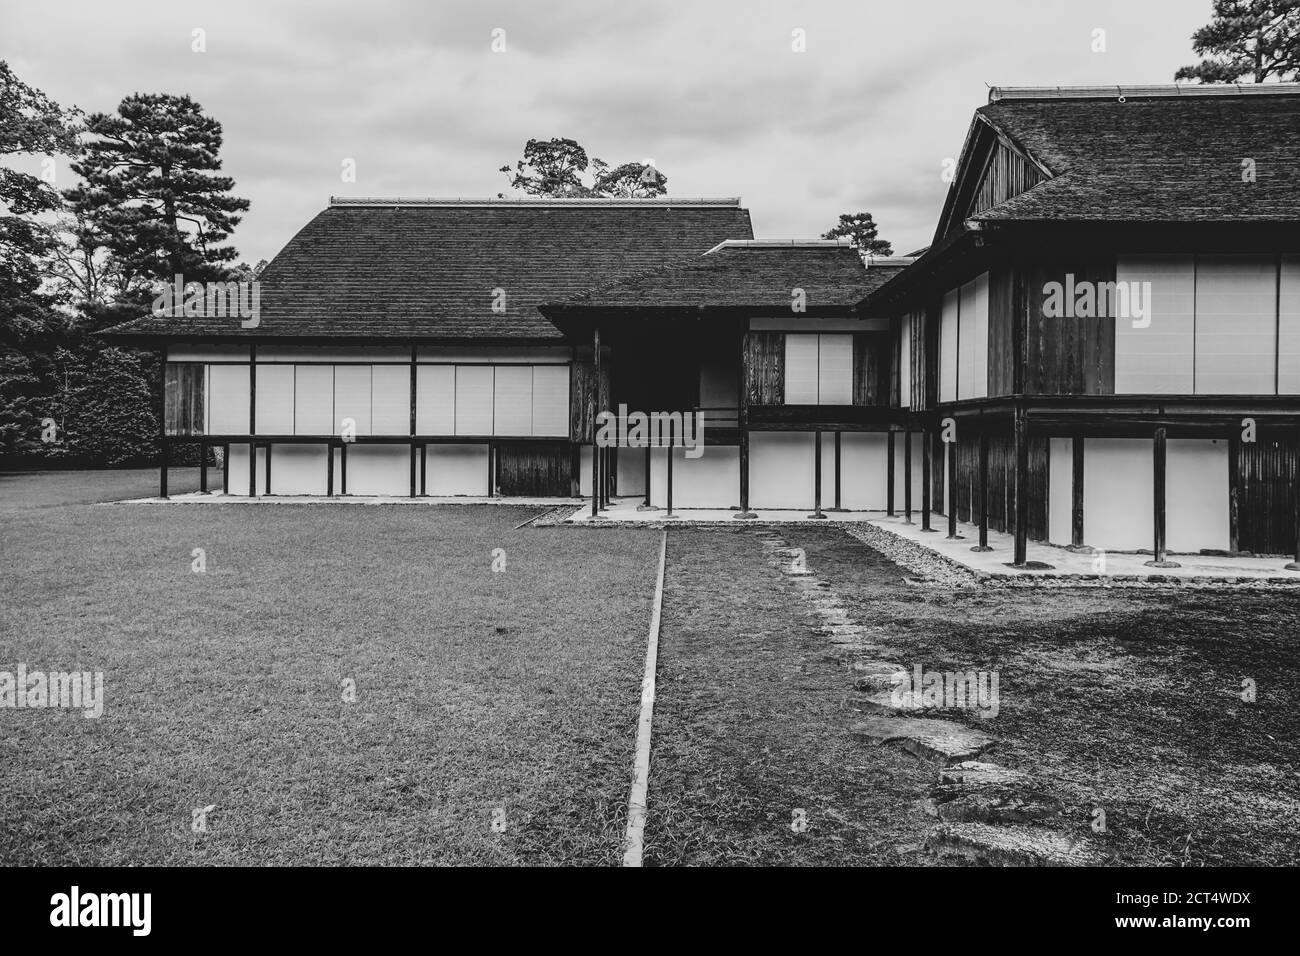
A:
[733,511,759,520]
[1065,544,1096,554]
[807,512,828,520]
[636,504,659,512]
[970,545,993,553]
[1284,562,1300,571]
[1143,559,1182,569]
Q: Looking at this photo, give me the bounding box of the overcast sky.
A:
[4,0,1208,263]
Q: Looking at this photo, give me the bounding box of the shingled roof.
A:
[971,84,1300,224]
[546,241,914,312]
[105,198,754,341]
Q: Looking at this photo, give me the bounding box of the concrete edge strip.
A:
[622,528,668,868]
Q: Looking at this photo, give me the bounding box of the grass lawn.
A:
[794,526,1300,867]
[0,470,657,865]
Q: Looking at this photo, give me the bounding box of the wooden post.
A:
[249,345,257,498]
[487,441,495,498]
[1145,426,1180,568]
[591,326,601,517]
[886,429,895,517]
[972,426,992,552]
[264,443,272,496]
[340,441,348,496]
[1228,431,1240,554]
[1288,421,1300,570]
[223,443,229,495]
[1013,406,1029,565]
[903,427,913,523]
[419,444,426,496]
[410,345,417,498]
[666,421,675,517]
[1070,436,1086,549]
[639,444,655,512]
[809,429,826,518]
[946,431,961,539]
[199,442,208,494]
[921,426,935,531]
[833,430,842,510]
[159,438,169,499]
[736,328,757,519]
[327,442,334,497]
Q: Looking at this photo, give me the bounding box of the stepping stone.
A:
[924,823,1098,866]
[851,716,994,764]
[928,761,1061,824]
[848,688,913,713]
[850,660,906,677]
[821,625,868,644]
[938,761,1030,788]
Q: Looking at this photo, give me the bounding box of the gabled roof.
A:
[546,241,914,313]
[104,197,754,341]
[938,83,1300,237]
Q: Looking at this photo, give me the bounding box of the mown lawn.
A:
[0,470,657,865]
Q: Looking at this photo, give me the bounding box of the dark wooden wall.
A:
[970,141,1046,218]
[1018,259,1117,396]
[745,332,784,405]
[496,440,573,496]
[952,424,1049,541]
[165,363,205,436]
[853,332,891,406]
[987,267,1016,397]
[569,350,611,441]
[1237,430,1298,555]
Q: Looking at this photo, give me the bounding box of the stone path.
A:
[759,527,1100,866]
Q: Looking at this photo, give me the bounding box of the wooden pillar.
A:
[487,441,495,498]
[665,422,675,517]
[327,441,334,497]
[920,426,934,531]
[1228,431,1241,554]
[199,442,208,494]
[591,326,601,517]
[638,444,655,512]
[1013,406,1028,565]
[945,432,961,539]
[809,429,826,518]
[903,427,913,523]
[833,430,842,510]
[736,328,756,519]
[248,345,257,498]
[264,443,272,496]
[886,429,895,517]
[1070,437,1086,550]
[1145,426,1180,568]
[972,425,992,552]
[1288,421,1300,570]
[340,441,348,496]
[159,438,169,499]
[222,443,230,495]
[410,345,417,498]
[419,444,426,496]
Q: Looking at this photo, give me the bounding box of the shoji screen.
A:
[532,365,570,436]
[333,364,372,436]
[1115,256,1194,393]
[1195,255,1277,394]
[817,334,853,405]
[454,365,494,436]
[207,364,250,434]
[957,273,989,400]
[492,366,532,436]
[1281,256,1300,394]
[416,366,455,435]
[370,365,410,435]
[784,335,819,404]
[939,289,959,402]
[294,365,333,434]
[254,365,294,435]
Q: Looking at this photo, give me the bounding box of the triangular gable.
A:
[934,115,1052,243]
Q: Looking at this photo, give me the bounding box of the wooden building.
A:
[866,83,1300,566]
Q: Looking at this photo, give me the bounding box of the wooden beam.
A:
[886,429,896,517]
[972,426,992,552]
[903,427,913,523]
[810,429,826,518]
[1071,436,1085,549]
[1013,405,1028,565]
[1145,426,1180,568]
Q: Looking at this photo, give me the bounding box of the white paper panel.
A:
[254,364,294,435]
[1281,256,1300,394]
[939,288,959,402]
[294,365,334,435]
[1195,255,1277,394]
[532,365,570,437]
[425,444,489,495]
[333,364,371,437]
[492,366,533,436]
[269,443,328,495]
[817,334,853,405]
[416,365,456,435]
[207,364,250,434]
[899,314,912,409]
[783,335,819,404]
[970,272,989,398]
[1115,256,1195,394]
[371,365,411,435]
[345,444,408,495]
[454,365,494,436]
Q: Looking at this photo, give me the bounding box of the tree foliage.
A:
[821,212,893,257]
[499,137,667,198]
[1175,0,1300,83]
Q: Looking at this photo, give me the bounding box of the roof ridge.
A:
[988,82,1300,103]
[328,196,743,208]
